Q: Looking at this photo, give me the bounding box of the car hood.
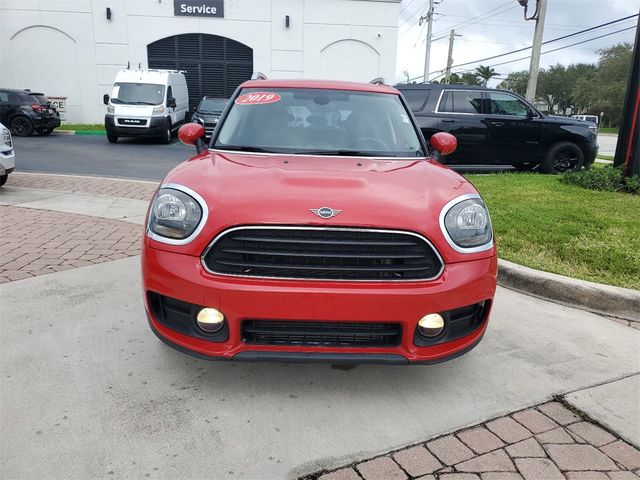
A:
[150,150,490,263]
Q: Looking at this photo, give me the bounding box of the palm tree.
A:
[475,65,499,86]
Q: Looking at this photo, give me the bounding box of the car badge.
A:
[310,207,342,219]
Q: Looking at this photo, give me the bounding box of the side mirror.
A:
[527,108,535,119]
[429,132,457,162]
[167,97,177,109]
[103,94,110,105]
[178,123,207,153]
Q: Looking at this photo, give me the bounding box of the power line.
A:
[432,2,517,37]
[434,13,639,72]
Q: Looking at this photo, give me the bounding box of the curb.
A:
[53,130,106,136]
[498,259,640,322]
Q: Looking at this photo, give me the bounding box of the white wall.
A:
[0,0,400,123]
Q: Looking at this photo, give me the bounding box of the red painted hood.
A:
[147,151,495,263]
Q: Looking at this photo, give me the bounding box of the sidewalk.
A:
[307,389,640,480]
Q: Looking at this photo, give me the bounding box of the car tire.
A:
[541,141,584,174]
[512,162,537,172]
[10,116,34,137]
[0,174,7,187]
[106,130,118,143]
[160,120,172,145]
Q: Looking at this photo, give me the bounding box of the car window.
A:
[215,88,424,157]
[488,92,528,117]
[111,83,165,106]
[439,90,483,114]
[400,89,429,112]
[0,92,8,104]
[199,98,228,111]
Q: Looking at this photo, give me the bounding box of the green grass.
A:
[465,173,640,290]
[597,154,614,161]
[57,124,105,131]
[598,127,619,135]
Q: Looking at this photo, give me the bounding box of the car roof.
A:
[395,83,490,91]
[239,79,400,95]
[0,88,35,93]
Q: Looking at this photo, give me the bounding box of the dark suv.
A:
[396,84,598,173]
[0,89,61,137]
[191,97,228,138]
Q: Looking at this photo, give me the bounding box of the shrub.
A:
[561,166,639,195]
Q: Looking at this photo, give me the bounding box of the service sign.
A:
[174,0,224,18]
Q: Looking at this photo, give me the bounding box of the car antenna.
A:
[369,77,386,85]
[252,72,268,80]
[127,61,130,69]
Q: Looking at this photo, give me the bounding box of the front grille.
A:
[242,320,402,348]
[202,227,443,281]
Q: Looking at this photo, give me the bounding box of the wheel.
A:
[541,142,584,174]
[37,127,54,136]
[512,162,538,172]
[0,174,7,187]
[10,116,34,137]
[107,132,118,143]
[160,120,172,144]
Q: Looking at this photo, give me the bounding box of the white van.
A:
[103,69,188,144]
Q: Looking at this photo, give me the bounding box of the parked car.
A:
[103,68,189,144]
[191,97,228,138]
[571,114,599,126]
[142,79,497,365]
[0,89,61,137]
[396,84,599,173]
[0,122,15,186]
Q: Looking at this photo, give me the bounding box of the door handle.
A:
[491,122,504,126]
[441,119,455,123]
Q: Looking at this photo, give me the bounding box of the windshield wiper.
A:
[219,145,276,153]
[296,150,384,157]
[133,101,157,105]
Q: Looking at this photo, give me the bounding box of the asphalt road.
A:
[1,256,638,479]
[13,134,191,181]
[13,134,514,181]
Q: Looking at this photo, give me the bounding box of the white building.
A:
[0,0,401,123]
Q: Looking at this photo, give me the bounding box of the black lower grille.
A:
[242,320,402,348]
[202,227,443,281]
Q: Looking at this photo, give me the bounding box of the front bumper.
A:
[142,246,497,364]
[105,114,165,137]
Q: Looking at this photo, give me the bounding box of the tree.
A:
[497,71,529,96]
[460,73,482,85]
[475,65,499,86]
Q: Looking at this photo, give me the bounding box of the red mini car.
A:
[142,79,497,364]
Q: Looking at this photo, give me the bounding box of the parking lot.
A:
[1,169,639,479]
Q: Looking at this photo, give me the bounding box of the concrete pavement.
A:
[1,255,639,479]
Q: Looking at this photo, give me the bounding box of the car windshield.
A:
[111,83,165,105]
[199,98,228,111]
[214,88,425,157]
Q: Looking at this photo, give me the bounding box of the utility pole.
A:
[521,0,548,102]
[444,29,456,84]
[421,0,435,83]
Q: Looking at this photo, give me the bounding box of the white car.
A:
[0,123,15,186]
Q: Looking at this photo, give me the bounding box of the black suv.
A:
[396,84,598,173]
[0,89,61,137]
[191,97,228,138]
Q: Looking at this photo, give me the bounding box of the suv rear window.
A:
[438,90,483,114]
[400,89,429,112]
[214,88,425,157]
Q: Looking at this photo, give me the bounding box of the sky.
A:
[395,0,639,86]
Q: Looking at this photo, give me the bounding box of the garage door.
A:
[147,34,253,111]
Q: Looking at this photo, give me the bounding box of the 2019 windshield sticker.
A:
[235,92,281,105]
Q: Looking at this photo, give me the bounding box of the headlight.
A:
[147,186,207,243]
[440,194,493,252]
[588,125,597,134]
[2,127,11,148]
[107,104,115,114]
[153,105,165,114]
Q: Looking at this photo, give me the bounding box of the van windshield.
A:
[111,83,165,106]
[214,88,425,157]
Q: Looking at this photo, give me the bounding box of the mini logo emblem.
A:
[310,207,342,219]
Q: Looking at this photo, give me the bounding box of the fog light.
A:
[196,308,225,333]
[418,313,445,337]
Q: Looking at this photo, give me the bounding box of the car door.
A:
[0,91,9,124]
[485,91,543,164]
[435,89,490,164]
